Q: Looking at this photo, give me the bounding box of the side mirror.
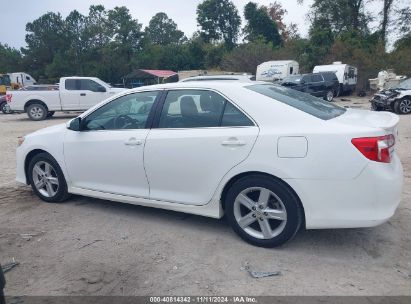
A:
[97,86,106,92]
[300,80,305,85]
[68,117,82,131]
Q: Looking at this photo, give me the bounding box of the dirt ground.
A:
[0,96,410,296]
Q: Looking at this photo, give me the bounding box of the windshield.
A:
[0,75,11,86]
[393,78,411,90]
[282,75,302,83]
[246,84,346,120]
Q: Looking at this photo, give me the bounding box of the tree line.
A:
[0,0,410,90]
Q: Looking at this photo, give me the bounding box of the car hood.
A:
[26,123,67,138]
[333,108,399,132]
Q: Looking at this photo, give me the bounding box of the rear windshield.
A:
[246,84,346,120]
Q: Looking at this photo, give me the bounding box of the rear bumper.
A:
[287,154,403,229]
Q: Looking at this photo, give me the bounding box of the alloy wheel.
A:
[326,91,333,102]
[29,106,44,119]
[233,187,287,240]
[32,161,59,198]
[399,99,411,114]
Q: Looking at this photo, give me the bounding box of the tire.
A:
[324,90,334,102]
[371,101,383,111]
[337,84,343,97]
[0,101,11,114]
[27,103,47,121]
[394,98,411,114]
[389,102,396,113]
[28,153,70,203]
[47,111,55,117]
[334,85,341,97]
[225,174,303,247]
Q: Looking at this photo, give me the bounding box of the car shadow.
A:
[66,194,394,255]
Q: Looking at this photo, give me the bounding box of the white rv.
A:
[8,72,37,87]
[313,62,357,95]
[256,60,299,82]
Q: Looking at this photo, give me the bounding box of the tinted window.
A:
[311,74,323,82]
[302,75,310,83]
[83,91,158,130]
[65,79,77,90]
[246,84,346,120]
[158,90,253,128]
[282,75,302,83]
[80,79,105,92]
[321,73,337,81]
[221,102,254,127]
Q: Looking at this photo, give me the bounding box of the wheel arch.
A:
[24,99,48,112]
[24,149,52,184]
[219,171,306,228]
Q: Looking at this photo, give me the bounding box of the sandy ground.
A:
[0,96,410,296]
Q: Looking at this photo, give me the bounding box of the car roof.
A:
[180,75,254,82]
[127,80,260,93]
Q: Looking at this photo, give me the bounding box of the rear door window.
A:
[65,79,78,90]
[158,90,254,128]
[246,84,346,120]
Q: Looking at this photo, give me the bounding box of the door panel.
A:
[64,130,150,197]
[63,90,160,197]
[78,79,108,110]
[144,88,258,206]
[144,127,259,205]
[61,79,80,110]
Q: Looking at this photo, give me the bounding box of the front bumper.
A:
[16,146,28,185]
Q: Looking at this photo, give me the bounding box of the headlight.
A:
[18,137,25,147]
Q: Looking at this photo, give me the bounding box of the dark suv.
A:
[280,72,339,102]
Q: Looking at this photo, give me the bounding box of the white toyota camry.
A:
[16,82,403,247]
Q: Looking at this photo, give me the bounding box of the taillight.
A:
[351,134,395,163]
[6,94,12,103]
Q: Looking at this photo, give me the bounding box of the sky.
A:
[1,0,314,49]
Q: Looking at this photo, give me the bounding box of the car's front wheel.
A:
[324,90,334,102]
[394,98,411,114]
[28,153,70,202]
[225,175,303,247]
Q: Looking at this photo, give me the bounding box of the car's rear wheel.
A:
[0,101,11,114]
[27,103,47,120]
[324,90,334,102]
[225,175,303,247]
[394,98,411,114]
[28,153,70,202]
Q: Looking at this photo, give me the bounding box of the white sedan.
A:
[16,82,403,247]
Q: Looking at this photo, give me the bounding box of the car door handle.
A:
[221,138,246,146]
[80,93,86,96]
[124,138,143,146]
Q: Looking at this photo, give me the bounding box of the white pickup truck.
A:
[6,77,126,120]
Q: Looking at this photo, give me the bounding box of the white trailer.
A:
[256,60,299,82]
[8,72,37,87]
[313,62,357,95]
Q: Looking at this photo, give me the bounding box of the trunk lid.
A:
[333,108,399,134]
